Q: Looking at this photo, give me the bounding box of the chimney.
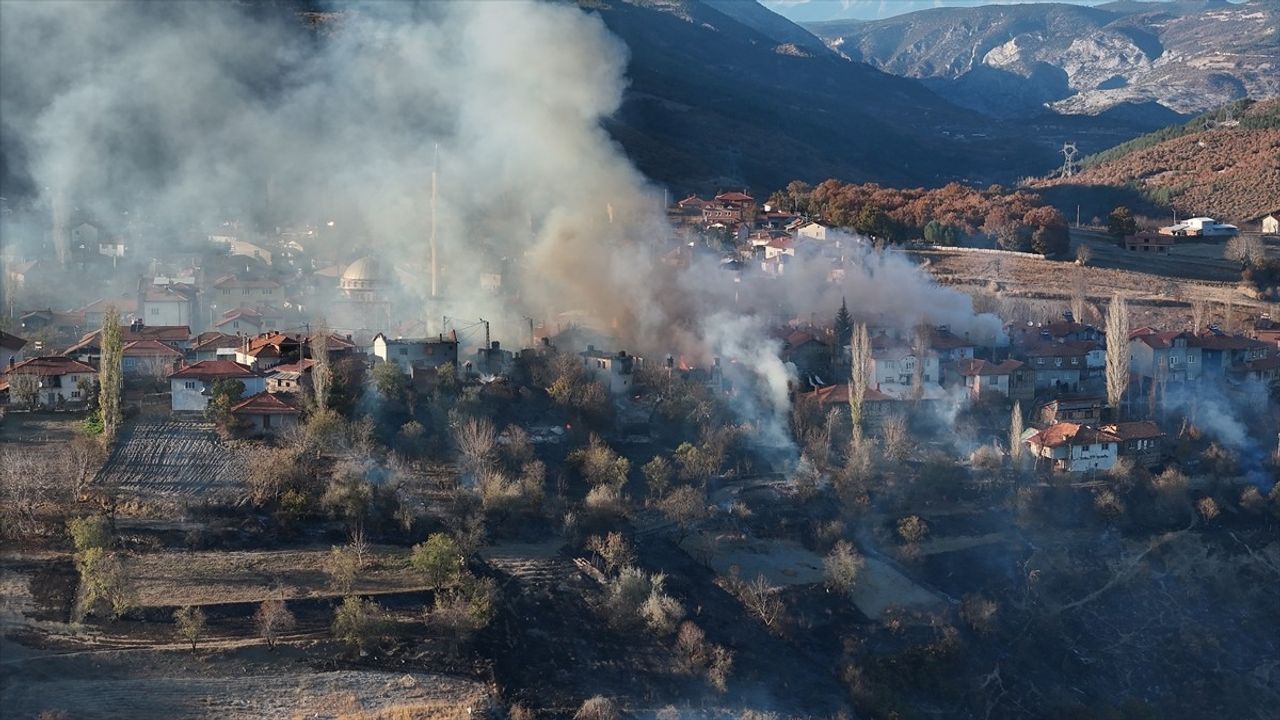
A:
[587,344,595,353]
[491,341,500,350]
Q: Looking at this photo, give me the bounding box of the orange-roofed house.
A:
[168,360,265,412]
[1100,421,1166,468]
[1026,422,1119,472]
[122,340,184,377]
[1,356,97,407]
[231,391,301,435]
[235,332,301,371]
[955,358,1030,400]
[800,383,896,426]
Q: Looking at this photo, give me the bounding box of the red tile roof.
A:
[212,275,281,290]
[192,332,241,352]
[715,191,754,203]
[1028,422,1115,449]
[5,356,97,376]
[956,358,1024,376]
[230,391,300,415]
[803,384,893,407]
[169,360,262,380]
[1025,341,1097,357]
[1099,421,1164,442]
[122,340,184,358]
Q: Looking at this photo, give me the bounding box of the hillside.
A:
[587,0,1057,193]
[805,0,1280,122]
[1032,99,1280,223]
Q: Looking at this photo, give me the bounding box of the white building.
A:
[143,285,196,327]
[795,221,831,242]
[869,346,940,399]
[580,345,642,395]
[1,356,97,407]
[1026,423,1119,472]
[168,360,265,412]
[1262,214,1278,235]
[1160,216,1238,238]
[372,332,458,373]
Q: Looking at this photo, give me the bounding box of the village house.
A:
[77,297,139,328]
[168,360,266,412]
[1262,213,1279,236]
[213,305,282,333]
[794,221,832,243]
[231,391,301,435]
[372,332,459,373]
[121,340,184,378]
[0,356,97,407]
[1038,396,1107,426]
[580,346,642,395]
[472,341,515,377]
[235,332,301,371]
[1007,313,1100,347]
[143,284,196,327]
[1129,329,1202,385]
[189,331,242,362]
[1123,230,1174,254]
[800,383,896,427]
[929,326,976,362]
[1191,329,1271,376]
[868,344,943,400]
[212,274,282,303]
[1229,355,1280,387]
[1100,421,1167,468]
[1021,342,1087,392]
[1,330,27,369]
[781,330,834,387]
[1026,422,1118,473]
[955,358,1032,401]
[1249,315,1280,348]
[266,358,314,395]
[64,321,192,364]
[19,308,84,339]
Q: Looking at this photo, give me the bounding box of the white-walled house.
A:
[795,221,831,242]
[579,346,642,395]
[372,332,458,373]
[143,285,196,327]
[1026,422,1119,472]
[870,346,940,399]
[1,357,97,407]
[168,360,265,412]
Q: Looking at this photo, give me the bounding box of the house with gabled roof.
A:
[1026,422,1118,472]
[235,332,301,371]
[168,360,265,412]
[122,340,184,377]
[231,391,301,435]
[1,330,28,369]
[1100,421,1166,468]
[799,383,896,426]
[955,358,1031,400]
[190,332,242,362]
[0,356,97,407]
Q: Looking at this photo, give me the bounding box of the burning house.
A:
[372,331,459,374]
[580,345,641,395]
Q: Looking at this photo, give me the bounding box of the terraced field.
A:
[96,420,248,500]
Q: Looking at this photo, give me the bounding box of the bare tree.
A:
[823,540,864,598]
[657,485,707,542]
[1225,235,1264,267]
[881,413,910,463]
[254,596,296,650]
[586,532,635,576]
[8,371,39,409]
[173,605,206,651]
[1070,267,1088,323]
[1105,293,1130,418]
[453,416,497,476]
[737,573,784,630]
[1191,299,1207,332]
[1008,401,1024,464]
[848,323,870,431]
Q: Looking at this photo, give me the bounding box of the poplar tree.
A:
[1105,293,1130,419]
[99,306,124,440]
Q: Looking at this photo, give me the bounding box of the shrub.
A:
[332,596,388,655]
[67,515,112,553]
[573,697,619,720]
[255,598,297,650]
[823,540,864,598]
[410,533,463,589]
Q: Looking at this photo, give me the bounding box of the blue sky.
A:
[761,0,1142,23]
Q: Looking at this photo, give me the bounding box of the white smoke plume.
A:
[1,0,1004,449]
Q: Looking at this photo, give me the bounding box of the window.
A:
[184,381,197,390]
[1055,358,1062,367]
[1170,355,1178,365]
[150,307,159,316]
[1036,358,1044,366]
[71,390,81,398]
[221,288,230,296]
[1188,355,1195,363]
[399,348,408,356]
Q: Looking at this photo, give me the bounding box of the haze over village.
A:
[1,1,1278,719]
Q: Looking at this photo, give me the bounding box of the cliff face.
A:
[806,0,1280,120]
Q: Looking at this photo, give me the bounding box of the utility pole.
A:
[479,317,490,349]
[1076,205,1081,229]
[1060,142,1079,179]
